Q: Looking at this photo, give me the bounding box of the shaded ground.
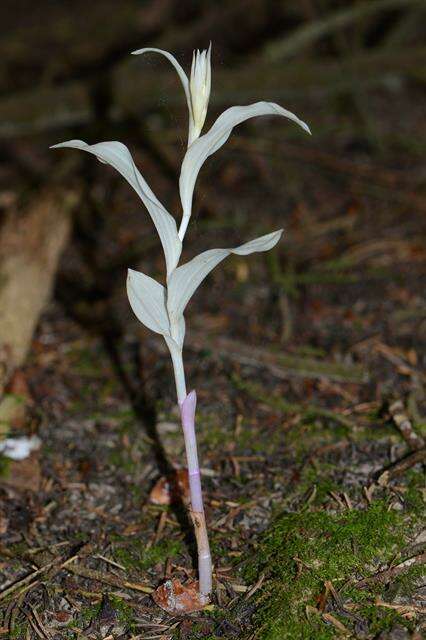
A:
[0,3,426,638]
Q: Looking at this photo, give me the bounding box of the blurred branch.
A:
[382,6,426,48]
[1,43,425,139]
[263,0,424,61]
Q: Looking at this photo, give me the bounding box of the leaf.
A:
[51,140,181,274]
[167,229,283,318]
[131,47,194,144]
[179,102,311,233]
[127,268,170,336]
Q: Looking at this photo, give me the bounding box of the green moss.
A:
[195,411,230,449]
[109,594,136,631]
[10,621,29,638]
[113,538,183,573]
[358,606,413,636]
[78,595,138,634]
[106,406,146,473]
[404,472,425,515]
[243,500,413,639]
[294,468,342,506]
[231,375,396,462]
[68,343,108,378]
[108,448,137,473]
[385,564,425,600]
[80,601,102,624]
[0,454,11,477]
[232,375,354,432]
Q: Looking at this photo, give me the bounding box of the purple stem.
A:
[180,390,212,597]
[180,390,203,511]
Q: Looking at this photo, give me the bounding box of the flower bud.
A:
[189,44,211,145]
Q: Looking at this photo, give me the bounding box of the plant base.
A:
[153,578,209,614]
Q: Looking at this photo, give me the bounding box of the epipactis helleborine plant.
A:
[51,44,310,611]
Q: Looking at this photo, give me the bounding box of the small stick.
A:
[377,448,426,486]
[355,552,426,588]
[388,400,425,451]
[153,511,168,545]
[27,604,52,640]
[244,573,265,600]
[374,598,426,614]
[0,554,78,602]
[94,554,127,571]
[66,563,154,593]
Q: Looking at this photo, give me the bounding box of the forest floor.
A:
[1,53,426,639]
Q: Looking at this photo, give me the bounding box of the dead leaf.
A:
[0,452,41,491]
[153,579,208,614]
[0,514,8,535]
[5,370,32,400]
[149,469,190,505]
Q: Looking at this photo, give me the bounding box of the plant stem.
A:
[180,390,212,598]
[167,340,212,598]
[167,339,187,404]
[178,215,190,242]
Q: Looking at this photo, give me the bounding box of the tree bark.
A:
[0,189,78,392]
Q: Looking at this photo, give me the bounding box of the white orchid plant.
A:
[52,44,310,611]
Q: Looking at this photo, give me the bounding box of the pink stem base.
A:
[180,390,212,597]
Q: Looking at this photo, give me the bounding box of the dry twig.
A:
[388,399,425,451]
[355,552,426,588]
[377,448,426,486]
[66,563,153,594]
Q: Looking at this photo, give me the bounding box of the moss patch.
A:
[0,454,11,477]
[242,500,419,639]
[113,537,183,574]
[10,621,28,638]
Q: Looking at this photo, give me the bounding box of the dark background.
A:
[2,0,425,342]
[0,2,425,639]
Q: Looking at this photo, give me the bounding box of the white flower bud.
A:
[188,44,211,145]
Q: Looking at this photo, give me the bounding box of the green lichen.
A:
[242,500,417,639]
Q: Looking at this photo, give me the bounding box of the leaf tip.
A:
[271,229,284,246]
[127,268,139,286]
[302,121,312,135]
